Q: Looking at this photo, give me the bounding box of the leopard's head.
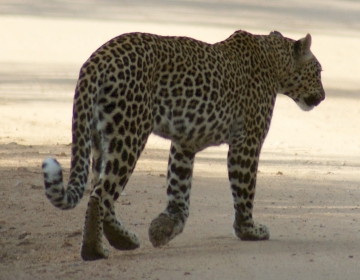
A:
[278,34,325,111]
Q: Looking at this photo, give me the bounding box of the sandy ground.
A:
[0,1,360,279]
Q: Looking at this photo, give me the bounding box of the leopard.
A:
[42,29,325,261]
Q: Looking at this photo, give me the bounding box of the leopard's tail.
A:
[42,157,73,209]
[42,73,92,210]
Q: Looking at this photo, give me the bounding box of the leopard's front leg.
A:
[149,143,195,247]
[227,137,269,241]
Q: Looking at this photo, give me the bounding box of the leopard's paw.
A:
[233,221,269,241]
[81,242,109,261]
[103,220,140,251]
[148,213,184,247]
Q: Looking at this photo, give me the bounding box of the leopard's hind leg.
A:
[81,130,151,260]
[81,101,152,260]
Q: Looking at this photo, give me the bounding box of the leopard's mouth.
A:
[292,96,321,111]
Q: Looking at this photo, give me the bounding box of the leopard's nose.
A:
[304,95,322,107]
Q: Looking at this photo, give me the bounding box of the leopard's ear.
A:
[269,31,283,37]
[294,34,312,58]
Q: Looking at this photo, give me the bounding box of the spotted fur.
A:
[42,30,325,260]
